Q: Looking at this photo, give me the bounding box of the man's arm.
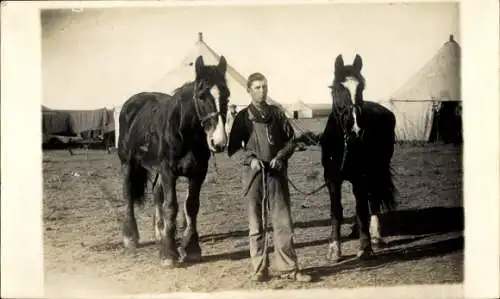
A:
[273,108,296,162]
[227,109,258,165]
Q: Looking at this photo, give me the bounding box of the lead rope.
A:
[259,161,270,271]
[212,152,219,176]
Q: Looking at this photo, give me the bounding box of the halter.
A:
[332,89,363,172]
[192,95,222,128]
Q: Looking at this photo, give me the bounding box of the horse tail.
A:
[373,106,397,213]
[368,164,397,214]
[125,156,149,206]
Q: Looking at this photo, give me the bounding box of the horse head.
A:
[193,55,231,153]
[329,54,365,140]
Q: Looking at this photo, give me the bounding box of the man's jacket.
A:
[227,103,296,167]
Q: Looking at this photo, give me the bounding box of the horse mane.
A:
[161,81,198,148]
[172,81,196,100]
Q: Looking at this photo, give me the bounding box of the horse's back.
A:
[362,101,396,129]
[118,92,174,162]
[360,101,396,164]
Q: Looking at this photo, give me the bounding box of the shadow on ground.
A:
[199,206,464,242]
[88,206,464,270]
[380,206,464,236]
[304,235,464,279]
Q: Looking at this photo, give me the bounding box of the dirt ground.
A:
[43,141,463,297]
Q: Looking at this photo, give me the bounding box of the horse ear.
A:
[195,56,205,77]
[353,54,363,72]
[334,55,344,72]
[218,55,227,74]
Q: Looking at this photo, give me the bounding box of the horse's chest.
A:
[172,151,206,176]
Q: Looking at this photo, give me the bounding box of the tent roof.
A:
[113,33,309,138]
[389,35,461,103]
[149,32,285,110]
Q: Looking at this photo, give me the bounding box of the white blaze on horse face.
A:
[341,76,361,136]
[207,85,227,151]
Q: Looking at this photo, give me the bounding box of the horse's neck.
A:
[175,95,203,136]
[328,111,346,137]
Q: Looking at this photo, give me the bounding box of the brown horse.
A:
[117,56,230,267]
[320,54,397,262]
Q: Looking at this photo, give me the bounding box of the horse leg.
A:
[121,163,140,249]
[153,183,164,244]
[326,178,343,262]
[352,181,374,259]
[178,175,204,264]
[368,164,396,249]
[178,197,187,232]
[369,201,382,249]
[159,169,179,268]
[350,201,382,248]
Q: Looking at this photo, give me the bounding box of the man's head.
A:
[247,72,268,105]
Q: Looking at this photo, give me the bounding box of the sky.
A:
[41,2,459,109]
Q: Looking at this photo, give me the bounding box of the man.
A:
[227,73,312,283]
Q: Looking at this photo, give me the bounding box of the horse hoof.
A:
[356,248,375,260]
[327,252,341,263]
[123,236,138,249]
[182,253,202,264]
[371,238,387,250]
[326,248,341,262]
[161,258,178,268]
[371,238,381,250]
[154,235,163,244]
[178,247,202,264]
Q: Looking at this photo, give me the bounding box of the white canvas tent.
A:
[114,32,310,148]
[381,35,461,141]
[285,100,314,118]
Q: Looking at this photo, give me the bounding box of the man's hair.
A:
[247,72,267,89]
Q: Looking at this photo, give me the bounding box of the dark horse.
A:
[320,54,397,262]
[117,56,230,267]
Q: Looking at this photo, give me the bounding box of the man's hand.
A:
[250,158,262,171]
[270,157,283,171]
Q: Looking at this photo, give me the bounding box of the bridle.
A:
[197,109,221,128]
[192,82,226,129]
[331,88,363,172]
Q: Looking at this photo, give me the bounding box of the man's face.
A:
[248,79,268,104]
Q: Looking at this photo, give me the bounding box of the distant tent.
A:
[286,100,313,119]
[381,35,462,143]
[58,108,113,135]
[285,101,332,119]
[41,105,74,137]
[308,103,332,118]
[151,32,285,110]
[42,104,115,147]
[113,32,314,148]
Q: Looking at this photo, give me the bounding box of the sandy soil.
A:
[43,142,463,297]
